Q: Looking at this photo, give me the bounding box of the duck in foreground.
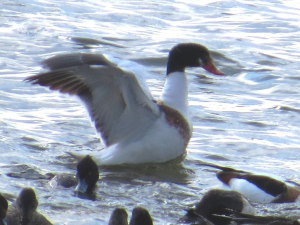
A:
[109,207,153,225]
[0,194,8,225]
[108,208,128,225]
[6,188,52,225]
[129,207,153,225]
[25,43,224,165]
[179,189,254,225]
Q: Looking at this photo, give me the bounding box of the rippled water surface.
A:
[1,0,300,224]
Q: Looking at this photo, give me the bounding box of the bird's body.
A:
[179,189,254,225]
[217,170,300,203]
[198,163,300,204]
[25,43,223,165]
[49,155,99,194]
[6,188,52,225]
[108,207,153,225]
[0,194,8,225]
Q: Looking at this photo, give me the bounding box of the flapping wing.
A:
[25,53,161,147]
[41,53,115,70]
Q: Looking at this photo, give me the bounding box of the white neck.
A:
[160,71,188,117]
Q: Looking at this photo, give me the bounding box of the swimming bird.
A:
[108,207,153,225]
[75,155,99,193]
[49,155,99,194]
[197,162,300,203]
[25,43,224,165]
[129,207,153,225]
[217,169,300,203]
[0,194,8,225]
[179,189,254,225]
[108,208,128,225]
[6,188,52,225]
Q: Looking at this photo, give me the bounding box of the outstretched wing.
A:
[25,53,161,147]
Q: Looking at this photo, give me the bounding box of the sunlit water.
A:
[1,0,300,224]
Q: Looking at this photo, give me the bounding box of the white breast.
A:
[229,178,275,203]
[90,115,186,165]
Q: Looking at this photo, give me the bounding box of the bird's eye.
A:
[198,58,203,66]
[202,55,210,64]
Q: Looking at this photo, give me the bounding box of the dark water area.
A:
[1,0,300,224]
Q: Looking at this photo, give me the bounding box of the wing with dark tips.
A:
[25,53,160,147]
[41,53,114,70]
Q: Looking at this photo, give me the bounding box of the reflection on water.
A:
[1,0,300,224]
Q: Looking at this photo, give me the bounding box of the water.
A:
[1,0,300,224]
